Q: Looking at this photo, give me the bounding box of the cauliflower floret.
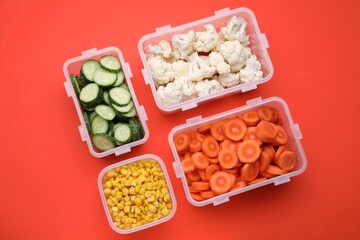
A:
[194,24,220,53]
[195,79,224,97]
[172,60,189,80]
[240,55,263,83]
[188,52,216,80]
[218,72,240,88]
[220,41,251,72]
[209,51,231,75]
[157,81,183,106]
[148,40,172,58]
[146,54,174,85]
[171,30,196,59]
[220,15,250,46]
[176,77,197,100]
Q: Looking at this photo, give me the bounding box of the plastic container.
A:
[138,7,273,114]
[63,47,149,158]
[169,97,307,207]
[98,154,177,234]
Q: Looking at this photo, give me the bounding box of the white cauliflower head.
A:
[240,55,263,83]
[172,60,189,80]
[194,24,220,53]
[218,72,240,88]
[171,30,196,59]
[220,41,251,72]
[146,54,174,86]
[176,77,197,100]
[195,79,224,97]
[157,81,183,106]
[188,52,216,80]
[220,15,250,46]
[209,51,231,75]
[148,40,172,58]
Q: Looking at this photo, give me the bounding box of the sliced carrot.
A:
[276,113,283,126]
[191,193,204,201]
[200,190,216,199]
[220,138,239,152]
[205,164,220,180]
[202,136,220,158]
[198,169,208,182]
[263,144,275,161]
[210,120,226,141]
[259,171,276,178]
[259,150,271,172]
[191,181,210,191]
[218,148,239,169]
[241,161,260,182]
[243,126,263,146]
[190,131,197,140]
[231,180,247,191]
[223,118,247,141]
[255,120,278,143]
[189,139,202,153]
[189,185,200,193]
[269,107,279,123]
[276,150,297,170]
[237,140,261,163]
[229,173,237,188]
[220,166,239,175]
[248,177,267,185]
[257,106,273,122]
[186,170,201,182]
[209,171,232,195]
[272,125,288,146]
[191,152,209,170]
[185,175,192,185]
[194,132,207,142]
[184,151,192,159]
[242,110,260,127]
[207,157,219,164]
[181,158,195,173]
[174,132,191,153]
[274,145,291,165]
[198,123,213,134]
[266,165,288,175]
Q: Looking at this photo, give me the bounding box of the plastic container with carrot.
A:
[169,97,307,207]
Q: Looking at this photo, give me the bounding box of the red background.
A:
[1,0,359,239]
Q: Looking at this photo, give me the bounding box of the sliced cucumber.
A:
[112,100,134,114]
[93,68,117,87]
[79,83,103,107]
[109,87,132,106]
[100,55,121,73]
[122,107,137,118]
[91,134,115,151]
[113,71,125,87]
[95,104,116,121]
[120,82,129,90]
[129,118,144,141]
[89,111,98,122]
[113,124,132,143]
[91,115,109,134]
[83,111,92,134]
[70,74,81,95]
[103,91,110,105]
[81,60,101,82]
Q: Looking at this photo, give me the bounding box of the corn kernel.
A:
[161,208,169,216]
[147,196,155,202]
[124,205,130,213]
[122,188,129,196]
[106,198,114,206]
[104,188,111,195]
[105,181,112,188]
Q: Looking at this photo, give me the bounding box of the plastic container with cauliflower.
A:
[138,7,273,114]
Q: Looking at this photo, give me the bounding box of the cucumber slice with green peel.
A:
[129,118,144,141]
[112,100,134,114]
[91,115,109,134]
[103,91,110,105]
[109,87,132,106]
[83,111,92,134]
[100,55,121,73]
[113,71,125,86]
[113,124,132,143]
[81,60,101,82]
[70,74,81,95]
[89,111,98,122]
[95,104,116,121]
[79,83,103,107]
[91,134,115,151]
[93,68,117,87]
[120,82,129,90]
[122,107,137,118]
[109,123,122,136]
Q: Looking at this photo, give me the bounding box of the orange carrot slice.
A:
[277,150,297,170]
[198,123,213,134]
[272,125,288,146]
[248,177,267,185]
[191,193,204,201]
[231,180,247,191]
[200,190,216,199]
[209,171,232,195]
[223,118,247,141]
[207,157,219,164]
[237,140,261,163]
[257,106,273,122]
[263,144,275,161]
[198,169,208,182]
[220,138,239,152]
[174,132,191,153]
[241,161,260,182]
[189,185,200,193]
[274,145,291,165]
[189,139,202,153]
[194,132,207,142]
[259,171,276,178]
[191,181,210,191]
[181,158,195,173]
[218,148,239,169]
[191,152,209,170]
[255,120,278,143]
[259,150,271,172]
[186,170,201,182]
[205,164,220,180]
[242,110,260,127]
[269,107,279,123]
[266,165,288,175]
[202,136,220,158]
[243,126,263,146]
[210,120,226,141]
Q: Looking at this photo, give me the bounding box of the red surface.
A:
[1,0,359,239]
